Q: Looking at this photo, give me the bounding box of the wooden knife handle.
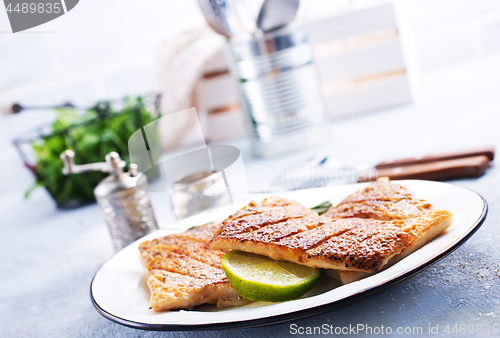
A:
[358,155,491,182]
[375,146,495,169]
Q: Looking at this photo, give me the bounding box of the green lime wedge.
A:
[221,250,321,302]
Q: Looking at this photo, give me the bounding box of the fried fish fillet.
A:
[324,179,453,284]
[209,197,411,273]
[139,222,249,311]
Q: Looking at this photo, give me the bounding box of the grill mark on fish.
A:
[306,223,409,271]
[218,210,314,237]
[230,216,321,244]
[139,222,248,311]
[210,196,411,272]
[276,219,358,250]
[143,248,226,275]
[324,181,453,244]
[338,182,418,204]
[322,180,453,284]
[326,199,432,221]
[141,239,225,269]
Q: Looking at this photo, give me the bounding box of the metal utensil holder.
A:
[227,25,330,157]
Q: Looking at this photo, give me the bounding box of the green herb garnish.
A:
[311,201,332,215]
[25,96,158,207]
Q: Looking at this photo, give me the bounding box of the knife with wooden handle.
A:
[358,155,491,182]
[249,148,494,193]
[375,146,495,169]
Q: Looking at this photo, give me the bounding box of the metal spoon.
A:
[256,0,300,33]
[197,0,239,38]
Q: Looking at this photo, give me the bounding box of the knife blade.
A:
[250,146,495,193]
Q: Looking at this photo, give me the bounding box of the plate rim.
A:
[90,182,489,331]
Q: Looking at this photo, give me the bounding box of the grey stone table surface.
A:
[2,53,500,338]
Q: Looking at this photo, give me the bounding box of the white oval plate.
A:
[91,180,487,331]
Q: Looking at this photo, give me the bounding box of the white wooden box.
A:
[195,1,413,140]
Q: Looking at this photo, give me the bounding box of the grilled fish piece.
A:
[324,179,453,284]
[139,222,249,311]
[324,180,428,221]
[209,197,411,273]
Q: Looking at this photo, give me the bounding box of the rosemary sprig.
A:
[310,201,332,215]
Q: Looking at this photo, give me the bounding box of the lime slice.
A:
[221,250,321,302]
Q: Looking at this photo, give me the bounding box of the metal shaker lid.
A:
[60,150,143,197]
[93,159,141,197]
[93,171,141,197]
